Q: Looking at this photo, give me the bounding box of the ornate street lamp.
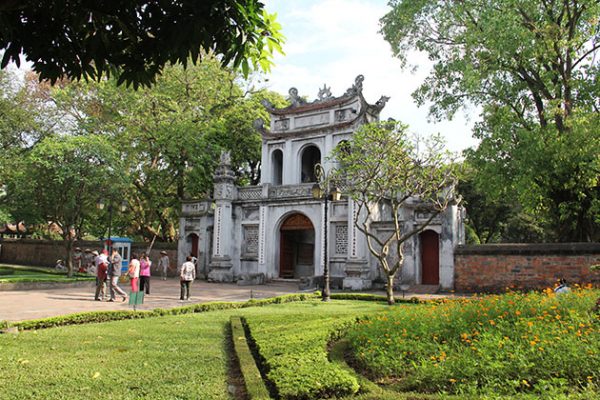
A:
[312,163,341,302]
[96,198,127,254]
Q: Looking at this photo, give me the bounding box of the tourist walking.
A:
[109,248,128,302]
[128,253,140,292]
[179,256,196,300]
[158,251,170,280]
[93,250,107,301]
[139,252,151,295]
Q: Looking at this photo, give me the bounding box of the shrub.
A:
[345,288,600,397]
[242,303,375,399]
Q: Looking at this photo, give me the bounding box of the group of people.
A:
[94,248,129,302]
[87,248,197,301]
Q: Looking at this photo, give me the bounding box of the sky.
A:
[262,0,479,153]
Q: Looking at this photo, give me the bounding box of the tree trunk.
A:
[386,274,395,305]
[64,238,74,278]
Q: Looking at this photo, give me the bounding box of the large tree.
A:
[331,121,460,305]
[44,57,286,241]
[0,0,284,87]
[381,0,600,242]
[5,134,123,276]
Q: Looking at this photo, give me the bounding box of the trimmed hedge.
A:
[242,304,389,399]
[9,292,318,331]
[330,293,423,303]
[231,316,271,400]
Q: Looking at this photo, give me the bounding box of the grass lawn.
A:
[0,264,93,283]
[0,300,389,400]
[2,293,597,399]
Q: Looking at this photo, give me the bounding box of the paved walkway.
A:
[0,278,305,322]
[0,278,457,322]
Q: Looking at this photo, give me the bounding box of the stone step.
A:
[408,284,440,294]
[271,278,301,283]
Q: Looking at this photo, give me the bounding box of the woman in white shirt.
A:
[179,256,196,300]
[128,253,141,292]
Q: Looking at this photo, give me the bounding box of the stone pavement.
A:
[0,278,304,322]
[0,278,456,322]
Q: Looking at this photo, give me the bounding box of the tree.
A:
[331,121,460,304]
[45,57,286,241]
[381,0,600,242]
[4,134,123,276]
[0,0,284,88]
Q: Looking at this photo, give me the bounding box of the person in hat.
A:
[83,249,95,274]
[72,247,83,273]
[158,251,170,280]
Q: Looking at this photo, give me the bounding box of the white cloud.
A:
[263,0,479,153]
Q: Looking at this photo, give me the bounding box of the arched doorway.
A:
[420,230,440,285]
[279,213,315,278]
[300,145,321,183]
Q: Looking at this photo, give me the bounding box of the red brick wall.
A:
[0,238,177,274]
[455,243,600,293]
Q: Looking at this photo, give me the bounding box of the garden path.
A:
[0,279,456,322]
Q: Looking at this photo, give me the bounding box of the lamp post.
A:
[312,163,341,302]
[96,198,127,255]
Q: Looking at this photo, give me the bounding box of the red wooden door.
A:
[421,230,439,285]
[279,233,294,278]
[190,234,199,258]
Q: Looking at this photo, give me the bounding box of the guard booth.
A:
[102,237,132,274]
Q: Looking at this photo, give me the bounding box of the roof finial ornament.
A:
[375,95,390,110]
[344,74,365,96]
[317,84,333,102]
[288,87,306,107]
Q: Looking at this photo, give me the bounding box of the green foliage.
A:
[0,1,285,88]
[458,163,549,243]
[231,317,271,400]
[381,0,600,241]
[346,288,600,397]
[44,58,286,241]
[0,265,93,283]
[243,301,390,399]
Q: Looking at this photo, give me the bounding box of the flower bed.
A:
[345,287,600,397]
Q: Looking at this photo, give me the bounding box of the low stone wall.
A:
[0,238,178,276]
[454,243,600,292]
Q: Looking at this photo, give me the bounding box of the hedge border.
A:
[231,316,272,400]
[4,292,441,332]
[8,292,318,331]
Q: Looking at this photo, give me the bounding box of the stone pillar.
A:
[343,198,371,290]
[257,204,269,277]
[208,152,236,282]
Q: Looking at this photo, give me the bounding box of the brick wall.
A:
[0,238,178,275]
[454,243,600,293]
